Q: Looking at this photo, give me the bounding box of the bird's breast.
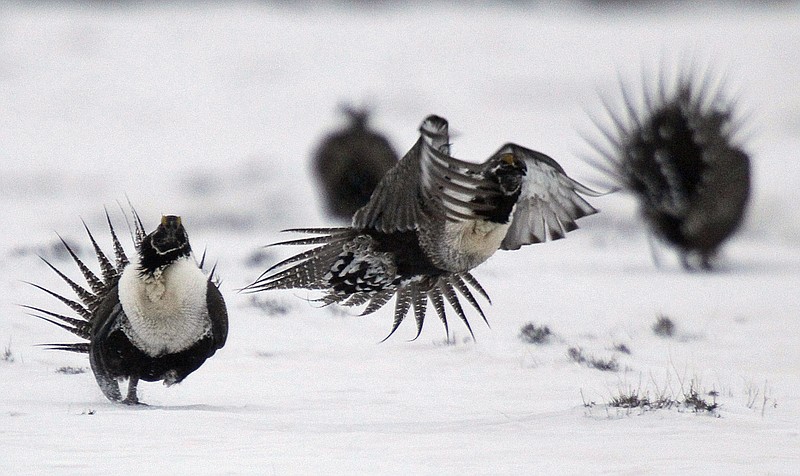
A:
[118,258,211,357]
[432,218,510,272]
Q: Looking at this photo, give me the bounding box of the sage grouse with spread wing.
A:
[25,211,228,404]
[245,115,601,340]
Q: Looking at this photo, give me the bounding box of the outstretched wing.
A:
[417,139,510,223]
[351,115,450,233]
[350,143,426,233]
[499,143,603,250]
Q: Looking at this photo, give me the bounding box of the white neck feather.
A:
[117,256,211,357]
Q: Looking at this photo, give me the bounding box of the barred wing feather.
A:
[499,144,603,250]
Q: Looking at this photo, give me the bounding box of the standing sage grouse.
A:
[312,106,399,221]
[586,68,751,270]
[245,115,601,340]
[24,210,228,404]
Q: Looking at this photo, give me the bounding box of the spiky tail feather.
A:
[378,272,490,342]
[241,228,355,293]
[26,210,130,353]
[247,229,493,340]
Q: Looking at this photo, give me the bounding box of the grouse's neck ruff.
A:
[246,115,601,341]
[586,67,750,270]
[25,209,228,404]
[119,255,212,357]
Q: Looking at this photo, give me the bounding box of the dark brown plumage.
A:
[313,106,399,221]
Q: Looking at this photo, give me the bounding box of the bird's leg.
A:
[647,232,662,269]
[700,252,714,271]
[122,376,142,405]
[162,369,180,387]
[680,252,692,271]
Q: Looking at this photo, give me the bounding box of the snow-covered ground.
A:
[2,2,799,473]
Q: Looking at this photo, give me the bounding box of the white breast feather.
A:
[445,216,512,267]
[118,256,211,357]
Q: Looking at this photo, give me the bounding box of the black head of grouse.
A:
[24,210,228,404]
[137,215,192,276]
[312,105,399,221]
[585,67,751,270]
[244,115,601,341]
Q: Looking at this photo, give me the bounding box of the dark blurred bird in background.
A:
[246,115,601,340]
[24,210,228,404]
[585,66,751,270]
[312,105,399,221]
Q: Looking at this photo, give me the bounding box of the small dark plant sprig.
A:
[612,343,632,354]
[247,296,290,316]
[2,342,14,363]
[568,347,619,372]
[608,379,718,414]
[682,382,718,412]
[609,389,677,411]
[56,366,88,375]
[745,380,777,417]
[653,314,676,338]
[519,322,552,344]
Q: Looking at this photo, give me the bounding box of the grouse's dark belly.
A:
[366,229,443,277]
[92,329,217,383]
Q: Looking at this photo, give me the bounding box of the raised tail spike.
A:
[38,343,90,353]
[28,208,133,356]
[55,234,105,296]
[21,304,91,340]
[25,280,92,321]
[34,255,97,311]
[82,219,116,285]
[105,208,129,271]
[461,272,491,305]
[131,207,146,246]
[360,289,395,317]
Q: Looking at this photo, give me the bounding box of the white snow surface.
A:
[2,2,799,474]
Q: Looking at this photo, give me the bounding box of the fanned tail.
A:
[378,273,492,342]
[247,229,493,341]
[26,212,128,352]
[241,229,357,293]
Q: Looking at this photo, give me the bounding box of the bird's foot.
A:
[162,370,180,387]
[120,397,146,406]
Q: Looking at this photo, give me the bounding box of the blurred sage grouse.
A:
[24,211,228,404]
[586,69,751,270]
[245,115,601,340]
[313,106,399,220]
